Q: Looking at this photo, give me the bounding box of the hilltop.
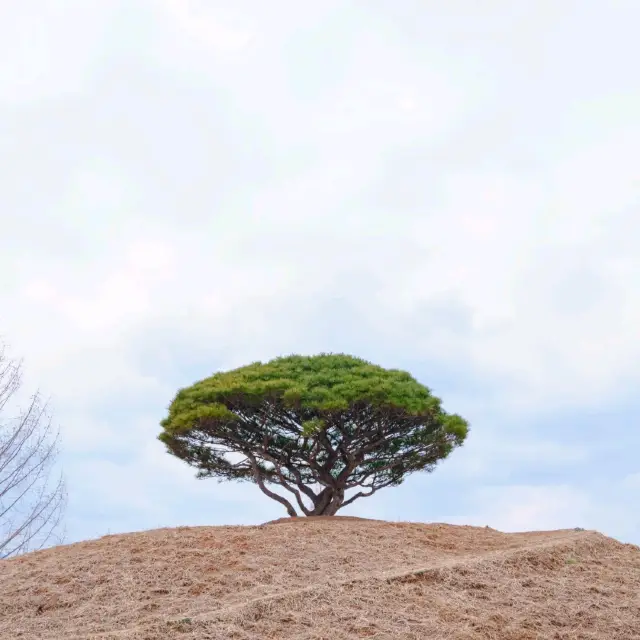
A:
[1,516,639,639]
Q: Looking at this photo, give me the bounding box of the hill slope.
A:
[1,516,639,639]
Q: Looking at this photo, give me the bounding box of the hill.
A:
[1,516,639,639]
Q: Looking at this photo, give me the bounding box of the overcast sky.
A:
[1,0,638,546]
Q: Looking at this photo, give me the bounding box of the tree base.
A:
[261,515,380,526]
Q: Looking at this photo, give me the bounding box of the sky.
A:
[1,0,638,546]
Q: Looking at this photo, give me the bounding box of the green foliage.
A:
[162,353,442,429]
[159,353,469,516]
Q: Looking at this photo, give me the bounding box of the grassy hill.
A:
[1,516,639,639]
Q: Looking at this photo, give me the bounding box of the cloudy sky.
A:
[1,0,638,546]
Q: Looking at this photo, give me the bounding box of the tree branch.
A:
[0,345,66,558]
[244,451,298,517]
[341,476,398,509]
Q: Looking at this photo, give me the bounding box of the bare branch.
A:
[244,451,297,517]
[255,449,312,515]
[344,458,404,489]
[341,476,398,509]
[0,345,66,558]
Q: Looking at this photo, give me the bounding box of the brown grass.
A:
[1,516,639,639]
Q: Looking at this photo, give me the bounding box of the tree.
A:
[0,344,67,558]
[159,353,469,517]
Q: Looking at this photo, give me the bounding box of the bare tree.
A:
[0,344,67,559]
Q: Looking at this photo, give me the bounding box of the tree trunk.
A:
[309,486,344,516]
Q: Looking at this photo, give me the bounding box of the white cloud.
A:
[453,480,640,544]
[443,436,589,481]
[0,1,119,105]
[160,0,255,53]
[454,485,591,532]
[622,473,640,490]
[0,1,639,544]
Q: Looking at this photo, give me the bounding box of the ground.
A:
[1,516,639,639]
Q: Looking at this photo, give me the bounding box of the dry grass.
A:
[1,516,639,639]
